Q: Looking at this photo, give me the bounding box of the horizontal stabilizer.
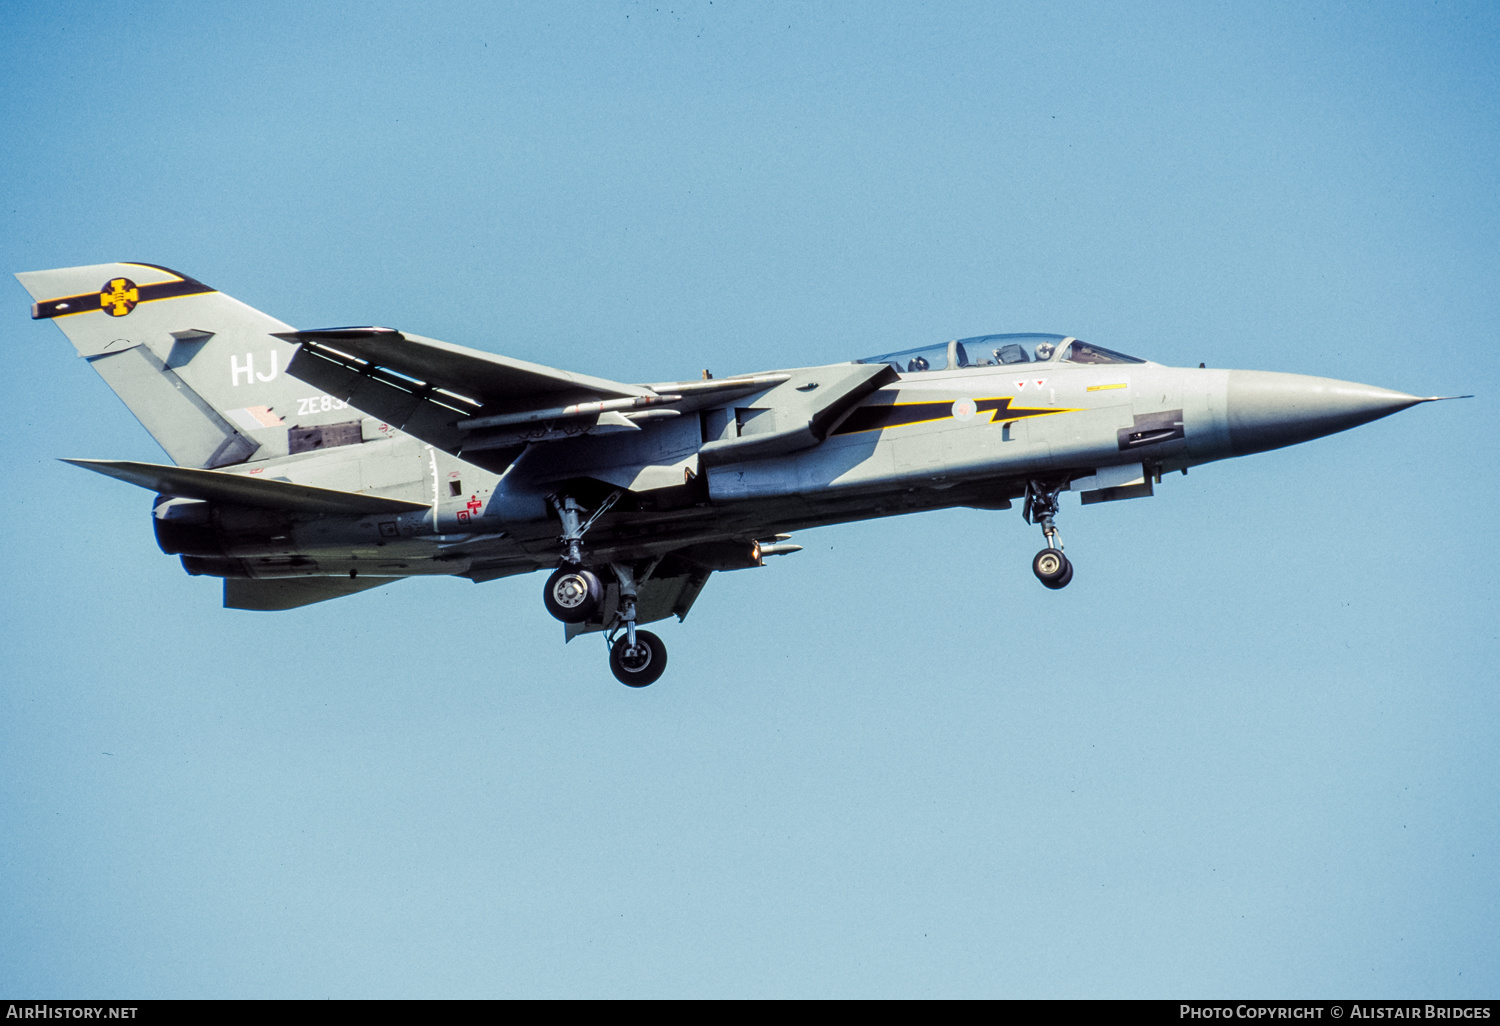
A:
[225,575,401,610]
[63,458,430,514]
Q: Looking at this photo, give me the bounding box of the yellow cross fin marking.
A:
[100,278,139,316]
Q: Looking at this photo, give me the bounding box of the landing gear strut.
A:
[604,561,667,687]
[540,497,672,686]
[548,490,621,568]
[1024,479,1074,590]
[541,490,622,624]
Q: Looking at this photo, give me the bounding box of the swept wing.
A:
[281,327,655,467]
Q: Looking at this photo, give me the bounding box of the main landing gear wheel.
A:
[543,566,603,623]
[1032,547,1074,590]
[609,630,667,687]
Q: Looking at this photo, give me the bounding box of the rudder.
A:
[17,262,329,468]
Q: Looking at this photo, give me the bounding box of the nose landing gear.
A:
[1031,547,1073,589]
[1025,479,1075,590]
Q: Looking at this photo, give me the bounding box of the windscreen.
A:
[1060,340,1146,365]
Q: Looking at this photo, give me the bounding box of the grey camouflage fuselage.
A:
[17,262,1458,680]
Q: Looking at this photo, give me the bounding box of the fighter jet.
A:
[16,262,1465,686]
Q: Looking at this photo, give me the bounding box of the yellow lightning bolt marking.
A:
[976,399,1081,424]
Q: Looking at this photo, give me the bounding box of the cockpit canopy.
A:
[858,333,1145,374]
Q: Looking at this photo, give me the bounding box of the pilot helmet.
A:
[1034,341,1055,360]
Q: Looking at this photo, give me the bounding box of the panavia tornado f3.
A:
[17,262,1466,686]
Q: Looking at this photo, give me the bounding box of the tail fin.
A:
[17,262,331,468]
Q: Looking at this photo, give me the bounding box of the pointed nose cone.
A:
[1227,371,1426,456]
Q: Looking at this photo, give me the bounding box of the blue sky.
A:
[2,0,1496,998]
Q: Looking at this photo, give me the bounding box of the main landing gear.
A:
[541,492,619,624]
[608,628,667,688]
[601,561,668,687]
[1024,479,1074,590]
[541,491,668,687]
[544,565,604,622]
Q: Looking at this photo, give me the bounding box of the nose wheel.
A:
[1025,479,1075,590]
[1032,547,1074,589]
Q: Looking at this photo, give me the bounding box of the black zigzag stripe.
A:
[832,398,1064,435]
